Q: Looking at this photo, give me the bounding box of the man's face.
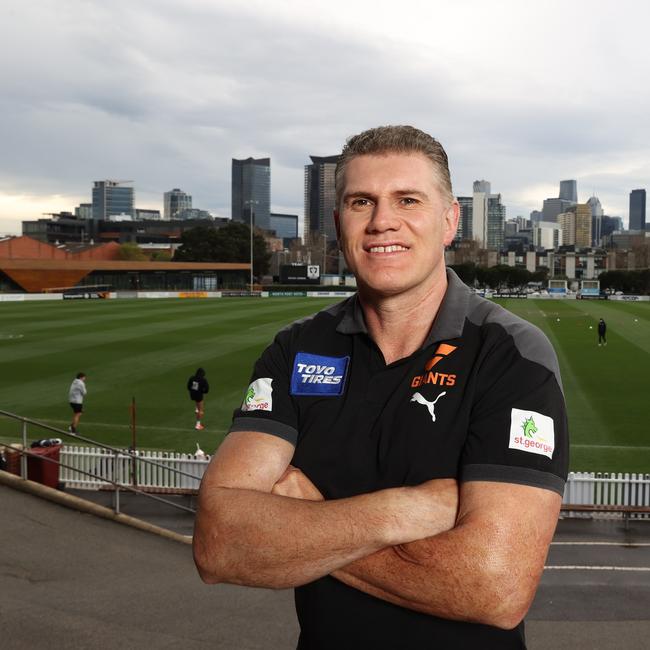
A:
[335,153,459,298]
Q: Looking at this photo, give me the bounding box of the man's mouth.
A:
[367,244,409,254]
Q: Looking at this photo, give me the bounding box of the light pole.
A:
[245,200,258,294]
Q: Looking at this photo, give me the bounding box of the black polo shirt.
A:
[229,269,569,650]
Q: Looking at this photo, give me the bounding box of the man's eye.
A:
[400,197,418,206]
[351,198,371,207]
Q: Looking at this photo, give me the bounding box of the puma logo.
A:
[410,391,447,422]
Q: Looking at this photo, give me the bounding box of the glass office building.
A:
[231,157,271,231]
[92,181,134,220]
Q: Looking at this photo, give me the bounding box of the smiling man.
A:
[193,126,569,649]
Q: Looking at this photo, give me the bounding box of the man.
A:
[187,367,209,430]
[598,318,607,346]
[194,126,568,649]
[68,372,87,433]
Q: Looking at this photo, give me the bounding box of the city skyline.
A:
[1,1,649,234]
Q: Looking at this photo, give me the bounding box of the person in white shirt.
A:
[68,372,87,433]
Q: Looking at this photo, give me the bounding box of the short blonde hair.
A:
[335,125,454,207]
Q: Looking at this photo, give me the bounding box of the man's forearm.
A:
[193,483,448,589]
[332,484,560,629]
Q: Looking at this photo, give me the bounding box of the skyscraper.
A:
[231,157,271,231]
[456,196,473,240]
[629,189,647,231]
[304,155,339,241]
[559,204,591,248]
[542,198,574,223]
[471,181,505,249]
[559,180,578,203]
[92,181,134,220]
[164,188,192,220]
[586,196,603,246]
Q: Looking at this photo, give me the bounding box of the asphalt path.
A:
[3,486,650,649]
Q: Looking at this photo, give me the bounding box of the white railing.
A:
[563,471,650,518]
[60,445,210,491]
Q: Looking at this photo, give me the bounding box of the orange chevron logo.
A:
[424,344,457,371]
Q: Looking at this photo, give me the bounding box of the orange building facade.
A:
[0,237,249,293]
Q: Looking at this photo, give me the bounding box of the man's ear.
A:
[443,201,460,247]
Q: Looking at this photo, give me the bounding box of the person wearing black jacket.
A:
[187,368,209,430]
[598,318,607,346]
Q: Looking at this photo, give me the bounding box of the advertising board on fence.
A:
[63,290,109,300]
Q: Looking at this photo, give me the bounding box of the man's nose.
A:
[367,200,400,232]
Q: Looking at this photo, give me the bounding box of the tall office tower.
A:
[559,180,578,203]
[92,181,134,220]
[530,210,543,224]
[473,180,491,194]
[471,181,505,249]
[456,196,473,240]
[164,188,192,220]
[559,204,591,248]
[304,155,339,241]
[558,211,575,246]
[586,195,603,246]
[601,215,623,238]
[231,157,271,231]
[629,189,647,230]
[542,198,574,222]
[487,194,506,250]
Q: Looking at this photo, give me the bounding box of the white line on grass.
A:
[36,418,227,435]
[571,444,650,450]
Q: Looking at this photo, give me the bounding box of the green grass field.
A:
[0,296,648,472]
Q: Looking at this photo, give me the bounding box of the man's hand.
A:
[272,465,324,501]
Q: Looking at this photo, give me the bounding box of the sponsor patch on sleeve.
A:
[242,378,273,412]
[290,352,349,396]
[508,408,555,459]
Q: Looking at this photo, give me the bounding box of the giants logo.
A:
[411,344,457,388]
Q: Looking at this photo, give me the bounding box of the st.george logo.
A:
[242,378,273,412]
[508,408,555,459]
[410,391,446,422]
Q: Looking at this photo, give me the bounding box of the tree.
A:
[117,243,148,261]
[173,223,270,277]
[151,250,172,262]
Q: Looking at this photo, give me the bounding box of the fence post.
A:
[21,420,28,479]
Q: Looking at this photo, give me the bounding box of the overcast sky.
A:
[1,0,649,235]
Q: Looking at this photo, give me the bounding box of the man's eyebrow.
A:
[393,189,428,198]
[342,189,429,201]
[342,191,374,202]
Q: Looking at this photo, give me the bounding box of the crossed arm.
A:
[193,431,561,629]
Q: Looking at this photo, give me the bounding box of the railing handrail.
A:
[0,410,201,516]
[0,409,204,481]
[2,442,196,514]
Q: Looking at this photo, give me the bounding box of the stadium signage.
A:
[179,291,208,299]
[279,264,320,285]
[493,293,528,299]
[63,291,108,300]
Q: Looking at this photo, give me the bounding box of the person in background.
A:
[187,368,209,430]
[598,318,607,346]
[68,372,87,433]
